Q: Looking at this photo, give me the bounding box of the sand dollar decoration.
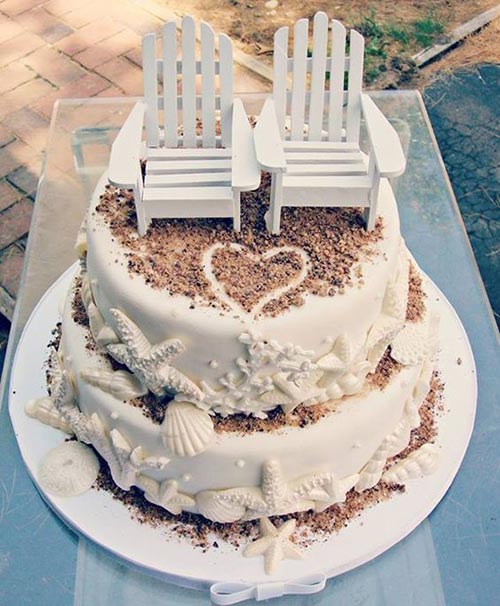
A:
[38,441,100,497]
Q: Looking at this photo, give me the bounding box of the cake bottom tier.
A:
[44,270,439,523]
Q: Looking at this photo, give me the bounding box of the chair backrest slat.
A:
[200,22,216,147]
[273,26,289,138]
[308,11,328,141]
[142,16,233,149]
[219,33,233,148]
[328,20,346,142]
[143,33,159,147]
[181,15,197,147]
[274,13,365,144]
[290,18,308,141]
[162,21,178,147]
[345,29,364,142]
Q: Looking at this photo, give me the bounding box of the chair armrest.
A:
[231,98,261,191]
[254,97,286,172]
[360,94,406,178]
[108,101,145,188]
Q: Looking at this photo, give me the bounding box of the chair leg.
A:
[365,173,381,231]
[136,204,149,237]
[270,172,283,235]
[133,174,149,236]
[233,190,241,232]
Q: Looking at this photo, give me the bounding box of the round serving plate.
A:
[9,262,477,592]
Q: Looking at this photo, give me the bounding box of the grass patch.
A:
[354,9,448,84]
[413,17,446,47]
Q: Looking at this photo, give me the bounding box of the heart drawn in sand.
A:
[203,243,310,317]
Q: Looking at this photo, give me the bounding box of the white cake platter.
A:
[9,262,476,601]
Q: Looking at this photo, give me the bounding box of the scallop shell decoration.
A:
[161,401,214,457]
[196,490,247,523]
[38,441,100,497]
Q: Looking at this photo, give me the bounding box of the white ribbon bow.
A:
[210,573,327,605]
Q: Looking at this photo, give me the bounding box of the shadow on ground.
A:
[424,63,499,327]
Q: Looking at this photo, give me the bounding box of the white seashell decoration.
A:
[196,490,247,523]
[382,443,440,484]
[390,320,429,366]
[25,397,73,434]
[161,401,214,457]
[74,221,87,259]
[80,368,147,400]
[38,441,100,497]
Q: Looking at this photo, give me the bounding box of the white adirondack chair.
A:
[108,16,260,236]
[254,12,406,234]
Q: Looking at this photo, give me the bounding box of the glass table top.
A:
[0,92,498,606]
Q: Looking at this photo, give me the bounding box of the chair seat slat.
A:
[146,159,232,174]
[283,141,358,152]
[143,186,233,202]
[285,151,363,164]
[282,175,372,188]
[145,172,231,187]
[147,148,231,159]
[286,163,367,176]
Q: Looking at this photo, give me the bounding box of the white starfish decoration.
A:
[47,348,74,408]
[365,251,409,369]
[138,477,195,515]
[107,308,203,400]
[316,334,371,399]
[196,460,358,522]
[26,348,88,437]
[244,518,303,574]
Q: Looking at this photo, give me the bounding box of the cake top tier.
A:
[95,175,384,319]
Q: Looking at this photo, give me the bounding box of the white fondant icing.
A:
[86,177,403,409]
[58,289,435,514]
[27,173,442,523]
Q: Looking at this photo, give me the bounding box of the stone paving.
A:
[0,2,498,370]
[423,64,499,326]
[0,0,269,329]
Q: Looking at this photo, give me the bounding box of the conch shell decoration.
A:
[80,368,148,400]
